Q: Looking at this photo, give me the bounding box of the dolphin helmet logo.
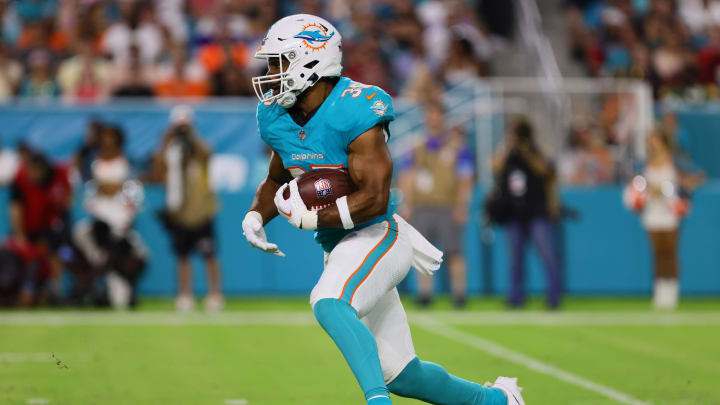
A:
[294,23,335,51]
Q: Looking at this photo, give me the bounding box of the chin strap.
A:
[278,91,298,108]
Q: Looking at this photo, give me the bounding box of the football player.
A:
[241,14,525,405]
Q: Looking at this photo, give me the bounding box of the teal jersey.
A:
[257,76,396,252]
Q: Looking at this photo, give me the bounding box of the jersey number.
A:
[341,82,373,98]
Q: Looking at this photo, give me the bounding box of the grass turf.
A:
[1,297,719,405]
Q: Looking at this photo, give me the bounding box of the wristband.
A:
[300,210,318,230]
[245,210,263,225]
[336,196,354,230]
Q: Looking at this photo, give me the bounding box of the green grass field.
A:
[2,297,720,405]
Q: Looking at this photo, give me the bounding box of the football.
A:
[283,168,358,211]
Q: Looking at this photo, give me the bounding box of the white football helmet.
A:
[252,14,342,108]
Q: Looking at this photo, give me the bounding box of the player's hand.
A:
[274,180,318,230]
[242,211,285,257]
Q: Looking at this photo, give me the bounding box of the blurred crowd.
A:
[565,0,720,101]
[0,0,511,103]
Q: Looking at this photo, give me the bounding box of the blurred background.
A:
[0,0,718,311]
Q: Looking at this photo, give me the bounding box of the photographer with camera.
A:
[490,119,562,309]
[153,105,224,312]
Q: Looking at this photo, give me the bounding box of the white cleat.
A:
[204,293,225,312]
[490,376,525,405]
[175,294,195,313]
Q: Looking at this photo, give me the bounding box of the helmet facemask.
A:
[252,50,299,108]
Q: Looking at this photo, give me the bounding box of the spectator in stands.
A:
[153,43,209,98]
[154,0,188,45]
[652,29,691,94]
[443,26,488,86]
[57,39,111,102]
[111,44,154,97]
[102,0,163,66]
[20,49,59,99]
[17,18,68,56]
[392,14,442,103]
[198,23,253,96]
[9,151,72,305]
[153,105,223,312]
[199,22,252,96]
[492,119,562,309]
[0,43,22,100]
[679,0,720,38]
[558,118,615,185]
[629,43,652,80]
[399,101,472,308]
[71,124,147,308]
[70,2,108,52]
[198,21,249,77]
[697,25,720,85]
[344,35,393,94]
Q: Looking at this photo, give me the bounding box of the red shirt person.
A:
[9,152,72,249]
[8,152,72,306]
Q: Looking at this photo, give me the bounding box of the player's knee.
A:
[312,298,356,329]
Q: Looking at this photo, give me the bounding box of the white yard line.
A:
[413,315,652,405]
[0,311,317,326]
[1,311,719,326]
[424,311,720,326]
[223,399,248,405]
[0,352,54,362]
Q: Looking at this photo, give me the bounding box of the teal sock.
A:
[313,298,391,404]
[388,357,506,405]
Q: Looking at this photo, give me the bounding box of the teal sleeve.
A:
[344,88,394,148]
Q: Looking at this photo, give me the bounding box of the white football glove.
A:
[242,211,285,257]
[274,179,318,230]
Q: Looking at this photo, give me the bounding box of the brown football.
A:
[283,168,358,211]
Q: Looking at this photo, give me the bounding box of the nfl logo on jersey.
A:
[314,178,332,198]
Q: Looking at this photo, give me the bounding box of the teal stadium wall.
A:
[0,102,718,296]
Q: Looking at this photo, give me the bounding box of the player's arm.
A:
[317,125,392,228]
[243,149,291,257]
[250,150,293,225]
